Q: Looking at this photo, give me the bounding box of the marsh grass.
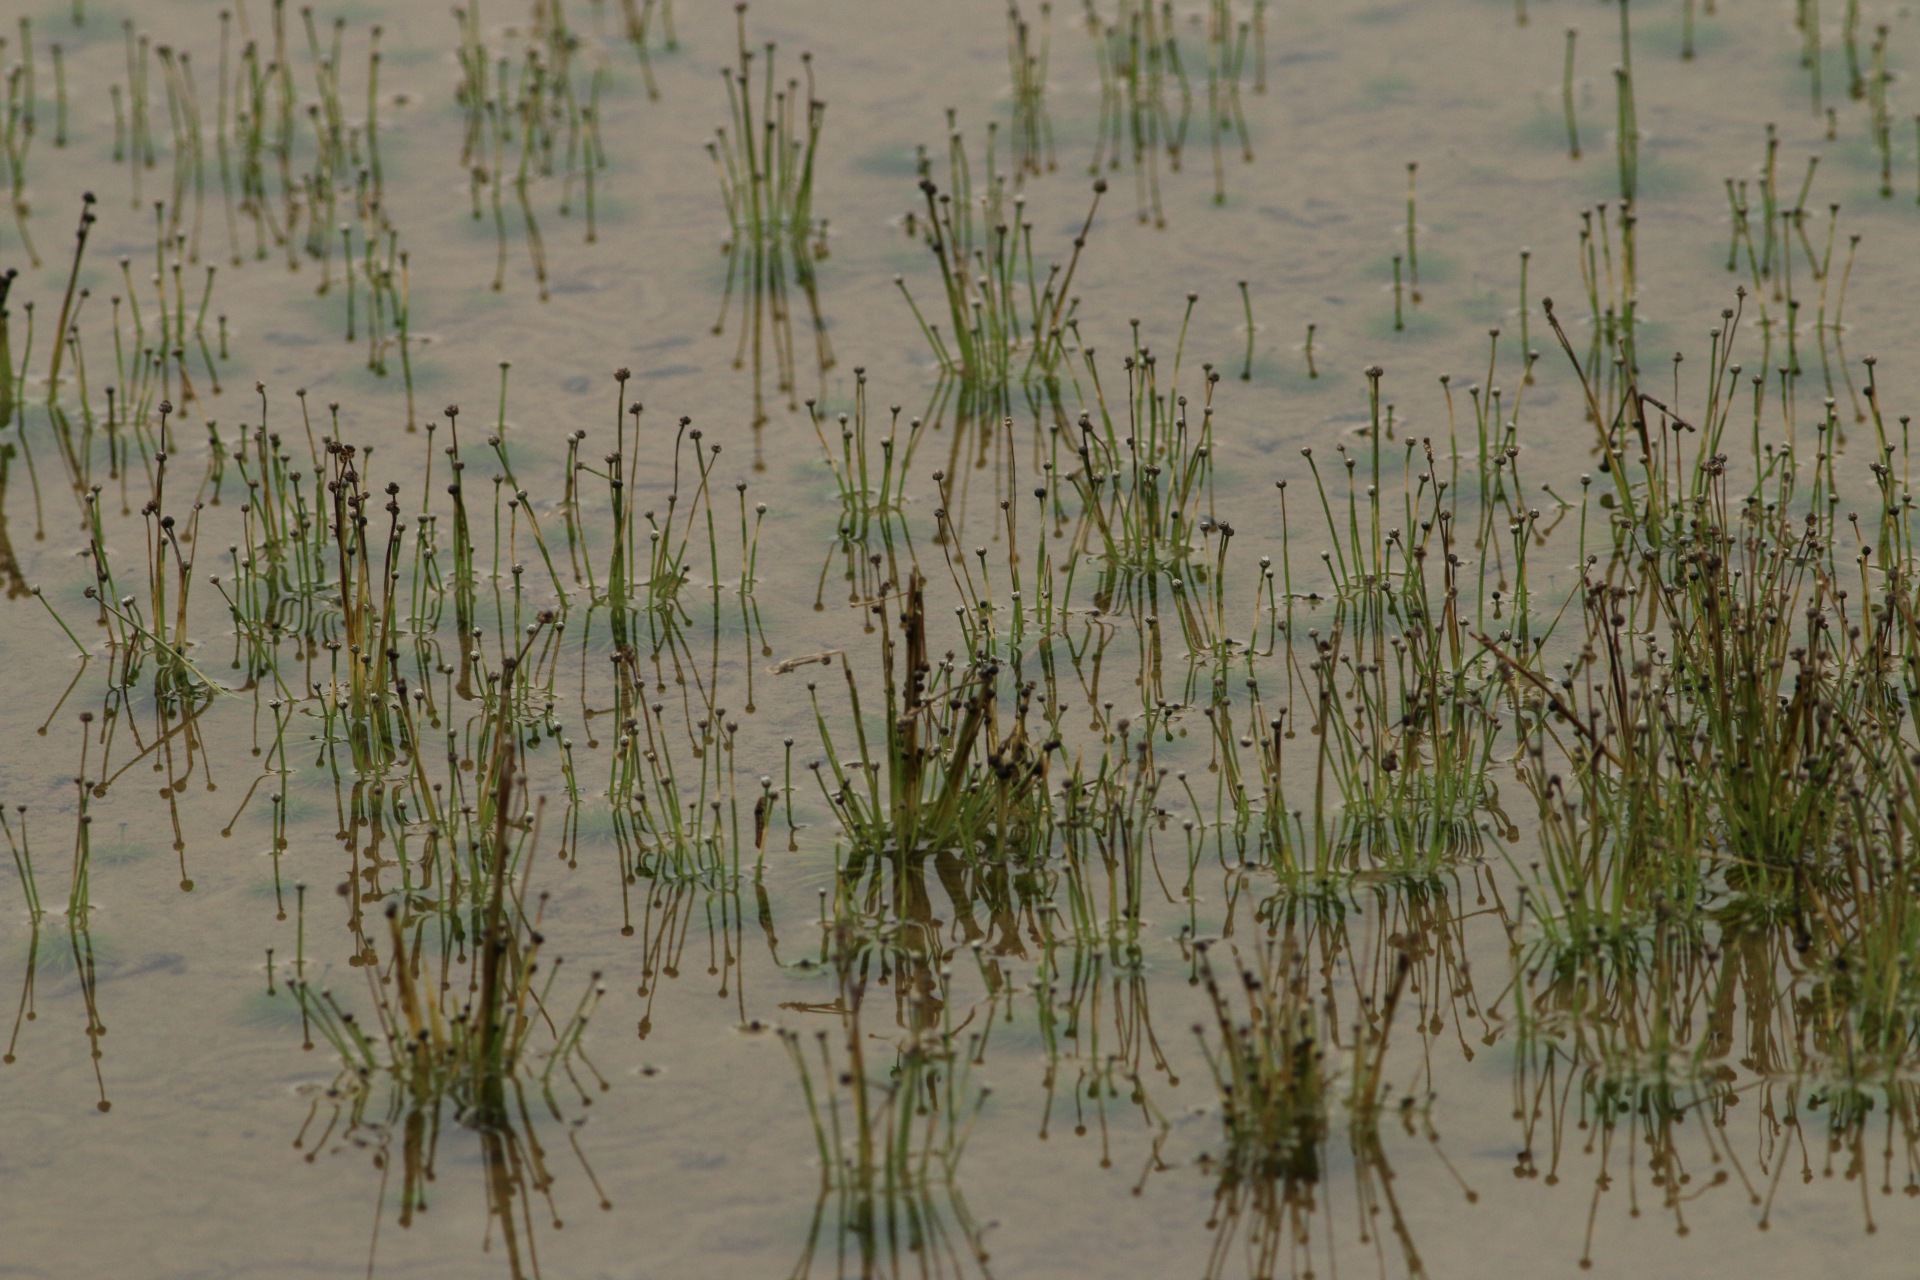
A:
[452,0,614,293]
[14,5,1920,1274]
[807,569,1055,863]
[1082,0,1257,219]
[708,5,832,432]
[808,369,925,539]
[1086,0,1186,228]
[897,122,1103,417]
[1199,0,1256,206]
[1063,315,1218,577]
[603,643,748,885]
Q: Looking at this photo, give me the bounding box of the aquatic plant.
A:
[708,4,833,431]
[808,368,926,538]
[897,121,1103,415]
[806,569,1054,862]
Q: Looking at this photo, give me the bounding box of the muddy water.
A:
[3,1,1920,1277]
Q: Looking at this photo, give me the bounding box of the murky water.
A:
[4,1,1920,1276]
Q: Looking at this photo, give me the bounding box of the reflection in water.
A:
[294,1077,609,1280]
[1004,3,1055,183]
[1796,1080,1920,1229]
[708,6,835,464]
[1512,1047,1752,1266]
[0,435,32,601]
[3,722,117,1110]
[1,804,44,1066]
[1250,870,1509,1094]
[10,4,1920,1276]
[1510,912,1920,1266]
[1200,1113,1439,1280]
[783,926,992,1280]
[3,915,112,1112]
[455,2,615,299]
[1087,0,1187,229]
[622,871,751,1039]
[1033,947,1175,1173]
[2,942,32,1068]
[1084,0,1259,223]
[1181,930,1461,1280]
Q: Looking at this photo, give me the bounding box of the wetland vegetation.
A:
[7,0,1920,1277]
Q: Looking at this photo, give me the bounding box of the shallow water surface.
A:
[4,1,1920,1277]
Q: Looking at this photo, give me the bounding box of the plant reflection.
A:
[293,1075,609,1280]
[782,923,992,1280]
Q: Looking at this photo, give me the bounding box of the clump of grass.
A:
[711,4,823,253]
[573,374,759,638]
[804,569,1055,862]
[1086,0,1187,228]
[1201,0,1255,205]
[1084,0,1256,216]
[1064,314,1216,577]
[604,645,748,885]
[708,3,832,428]
[454,0,612,294]
[1502,322,1878,950]
[808,368,926,539]
[897,121,1103,416]
[1489,280,1920,1190]
[1200,370,1519,883]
